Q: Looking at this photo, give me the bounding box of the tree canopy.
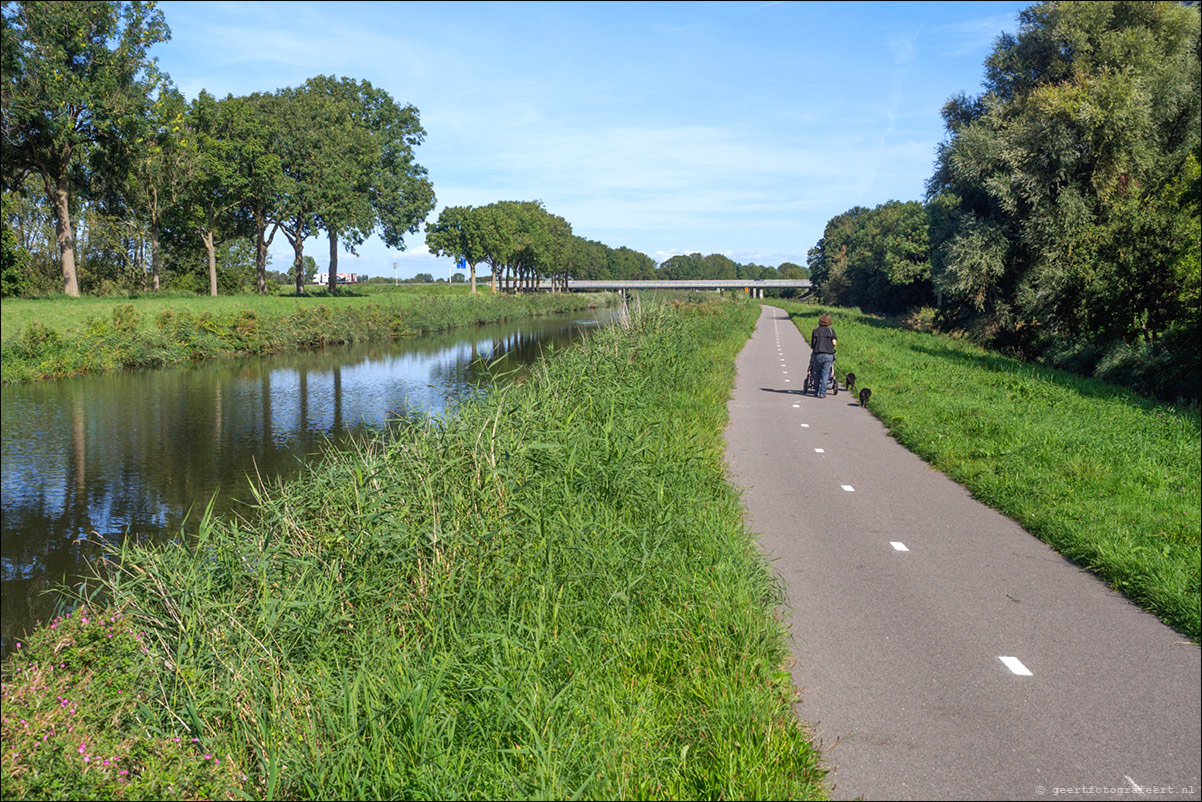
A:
[1,0,170,296]
[927,0,1200,399]
[807,200,933,314]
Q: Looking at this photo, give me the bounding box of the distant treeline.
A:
[427,203,810,293]
[808,1,1200,403]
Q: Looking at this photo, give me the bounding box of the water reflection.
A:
[0,307,616,655]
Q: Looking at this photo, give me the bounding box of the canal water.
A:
[0,307,619,655]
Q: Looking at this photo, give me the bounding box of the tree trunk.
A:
[328,229,338,293]
[293,239,306,296]
[203,229,218,296]
[47,170,80,297]
[151,231,160,291]
[283,222,307,295]
[253,208,275,294]
[470,262,477,294]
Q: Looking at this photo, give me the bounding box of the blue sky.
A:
[154,1,1030,279]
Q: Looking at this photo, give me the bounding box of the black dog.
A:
[859,387,872,407]
[844,372,856,393]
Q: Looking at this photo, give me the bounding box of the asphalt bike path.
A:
[723,305,1200,801]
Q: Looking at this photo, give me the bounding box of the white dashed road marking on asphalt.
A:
[800,423,809,426]
[841,485,855,492]
[998,656,1033,676]
[815,448,825,453]
[891,542,909,551]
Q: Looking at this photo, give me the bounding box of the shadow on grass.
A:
[281,288,369,298]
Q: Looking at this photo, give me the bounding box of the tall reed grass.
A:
[782,302,1201,641]
[2,297,827,799]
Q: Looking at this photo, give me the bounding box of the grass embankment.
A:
[1,297,828,800]
[0,288,612,384]
[780,301,1201,642]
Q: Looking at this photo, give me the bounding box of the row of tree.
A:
[427,202,811,293]
[657,252,808,283]
[2,1,439,297]
[807,1,1200,401]
[1,2,698,300]
[425,201,657,293]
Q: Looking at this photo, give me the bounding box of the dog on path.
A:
[859,387,872,407]
[844,372,856,393]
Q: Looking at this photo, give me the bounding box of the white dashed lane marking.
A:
[891,542,909,551]
[815,448,825,453]
[998,656,1033,676]
[842,485,855,492]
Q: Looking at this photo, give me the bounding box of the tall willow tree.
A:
[927,1,1200,396]
[1,0,170,296]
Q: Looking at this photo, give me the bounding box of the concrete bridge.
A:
[503,279,813,298]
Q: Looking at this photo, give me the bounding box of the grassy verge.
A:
[2,297,827,800]
[779,301,1201,642]
[1,289,613,384]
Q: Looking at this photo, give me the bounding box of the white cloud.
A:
[932,13,1021,58]
[887,30,919,65]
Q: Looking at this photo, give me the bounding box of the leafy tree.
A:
[2,177,60,294]
[0,220,29,297]
[778,261,810,280]
[658,253,703,280]
[233,91,286,294]
[927,0,1200,397]
[120,85,191,291]
[475,202,517,293]
[273,86,343,296]
[303,76,435,294]
[611,246,655,279]
[426,205,487,293]
[1,0,170,296]
[175,91,254,296]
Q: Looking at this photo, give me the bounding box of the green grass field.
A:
[1,287,614,384]
[0,296,828,800]
[0,284,502,342]
[780,301,1201,642]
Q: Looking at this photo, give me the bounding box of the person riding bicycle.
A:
[810,313,837,398]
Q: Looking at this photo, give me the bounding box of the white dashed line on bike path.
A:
[998,656,1033,676]
[890,542,909,551]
